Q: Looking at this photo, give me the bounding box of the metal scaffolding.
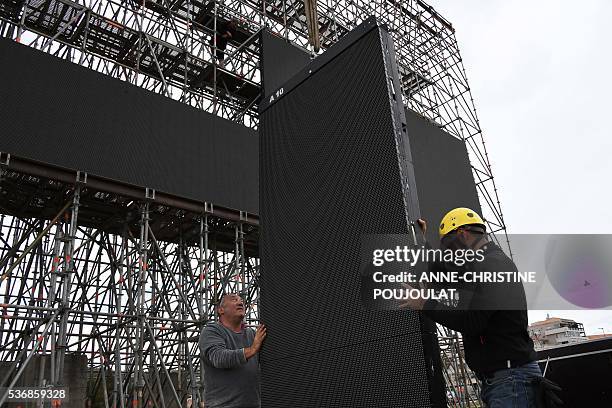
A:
[437,325,483,406]
[0,158,259,407]
[0,0,507,406]
[0,0,508,242]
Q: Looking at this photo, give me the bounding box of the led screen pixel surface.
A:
[0,38,258,214]
[260,30,311,98]
[260,29,480,242]
[259,19,443,407]
[405,109,481,245]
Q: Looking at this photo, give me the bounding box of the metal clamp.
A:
[76,170,87,184]
[409,221,418,246]
[240,211,248,222]
[0,152,10,167]
[204,202,213,214]
[145,188,156,200]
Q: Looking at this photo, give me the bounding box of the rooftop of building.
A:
[529,317,580,327]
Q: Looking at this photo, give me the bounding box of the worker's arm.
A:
[221,24,233,39]
[421,263,520,335]
[400,279,492,334]
[200,327,247,369]
[422,301,495,335]
[200,324,267,368]
[207,345,247,369]
[243,324,267,360]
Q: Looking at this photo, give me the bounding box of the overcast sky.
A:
[428,0,612,335]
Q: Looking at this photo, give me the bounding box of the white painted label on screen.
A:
[269,87,284,104]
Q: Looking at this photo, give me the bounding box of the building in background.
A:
[587,333,612,340]
[528,316,587,350]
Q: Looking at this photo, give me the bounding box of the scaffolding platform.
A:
[0,36,259,217]
[0,0,260,109]
[1,155,259,254]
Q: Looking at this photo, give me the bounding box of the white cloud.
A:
[428,0,612,333]
[429,0,612,234]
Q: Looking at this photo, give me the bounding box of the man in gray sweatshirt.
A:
[200,293,267,408]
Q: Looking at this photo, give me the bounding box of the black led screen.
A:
[0,36,478,224]
[405,109,481,245]
[260,30,311,98]
[259,28,480,238]
[259,19,444,407]
[0,38,258,214]
[537,338,612,406]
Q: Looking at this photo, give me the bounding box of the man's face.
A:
[457,229,480,248]
[441,228,474,250]
[219,294,245,320]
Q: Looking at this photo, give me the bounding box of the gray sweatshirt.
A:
[199,322,260,408]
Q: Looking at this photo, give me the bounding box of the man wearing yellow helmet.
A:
[401,208,561,408]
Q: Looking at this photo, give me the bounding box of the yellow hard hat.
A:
[439,207,485,238]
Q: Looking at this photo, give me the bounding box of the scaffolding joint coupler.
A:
[56,304,70,316]
[0,152,10,168]
[145,188,156,201]
[239,211,248,223]
[75,170,87,185]
[203,202,213,214]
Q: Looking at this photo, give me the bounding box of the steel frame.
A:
[0,160,259,407]
[437,325,483,406]
[0,0,507,406]
[0,0,508,240]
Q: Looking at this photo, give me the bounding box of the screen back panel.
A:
[259,19,440,407]
[405,109,481,245]
[260,30,311,98]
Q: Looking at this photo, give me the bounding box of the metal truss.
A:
[437,325,483,407]
[0,0,508,241]
[0,160,259,407]
[0,0,508,405]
